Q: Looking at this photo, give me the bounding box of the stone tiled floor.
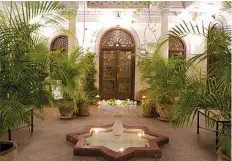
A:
[9,106,217,161]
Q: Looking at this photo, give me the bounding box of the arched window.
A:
[169,38,186,58]
[50,35,68,52]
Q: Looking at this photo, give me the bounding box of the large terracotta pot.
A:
[156,103,173,122]
[0,141,17,161]
[217,148,231,161]
[78,104,90,116]
[57,100,74,118]
[141,99,156,117]
[142,106,153,117]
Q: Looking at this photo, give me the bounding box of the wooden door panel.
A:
[101,50,117,99]
[116,50,133,99]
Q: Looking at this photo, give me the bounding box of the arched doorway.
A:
[99,27,135,100]
[169,38,186,58]
[50,35,68,52]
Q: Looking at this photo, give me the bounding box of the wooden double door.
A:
[100,49,135,100]
[99,28,135,100]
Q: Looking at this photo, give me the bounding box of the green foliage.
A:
[167,3,231,156]
[141,54,187,104]
[168,3,231,155]
[48,47,85,112]
[80,52,98,103]
[218,121,231,158]
[106,99,116,106]
[74,90,87,108]
[101,99,135,106]
[169,21,231,128]
[219,135,231,158]
[49,47,83,89]
[0,1,73,133]
[137,50,152,74]
[222,1,232,12]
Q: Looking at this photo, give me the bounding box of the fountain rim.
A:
[66,124,169,161]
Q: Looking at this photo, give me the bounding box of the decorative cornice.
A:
[63,1,79,10]
[87,1,149,8]
[77,9,177,16]
[157,2,171,9]
[77,15,100,22]
[160,8,170,16]
[75,8,205,23]
[157,2,170,16]
[189,11,206,16]
[76,15,176,23]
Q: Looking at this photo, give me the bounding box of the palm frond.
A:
[0,1,75,132]
[221,1,232,12]
[169,16,231,128]
[0,99,28,133]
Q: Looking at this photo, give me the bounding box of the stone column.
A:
[159,2,170,58]
[68,2,78,54]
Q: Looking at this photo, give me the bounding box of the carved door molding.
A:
[99,28,135,100]
[169,38,186,58]
[50,35,68,52]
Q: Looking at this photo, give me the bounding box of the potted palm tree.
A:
[168,1,231,159]
[49,48,84,118]
[70,51,99,116]
[0,1,74,160]
[141,54,186,121]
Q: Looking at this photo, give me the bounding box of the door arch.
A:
[99,27,135,100]
[50,35,68,52]
[169,38,186,58]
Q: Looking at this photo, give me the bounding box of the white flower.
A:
[115,99,122,105]
[101,100,107,105]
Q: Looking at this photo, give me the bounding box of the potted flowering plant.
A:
[100,99,136,106]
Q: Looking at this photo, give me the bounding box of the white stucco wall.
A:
[39,21,207,100]
[73,20,209,99]
[0,2,230,100]
[40,1,231,100]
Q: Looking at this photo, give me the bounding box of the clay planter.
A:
[141,100,155,117]
[57,100,74,119]
[142,108,153,117]
[78,104,90,116]
[217,148,231,161]
[156,103,173,122]
[142,105,153,117]
[0,141,17,161]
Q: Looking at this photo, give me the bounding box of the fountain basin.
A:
[66,124,169,161]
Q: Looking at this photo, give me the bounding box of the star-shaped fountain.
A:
[66,124,169,161]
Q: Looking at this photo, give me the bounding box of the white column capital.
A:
[157,2,171,8]
[160,8,170,16]
[158,2,170,16]
[66,2,79,10]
